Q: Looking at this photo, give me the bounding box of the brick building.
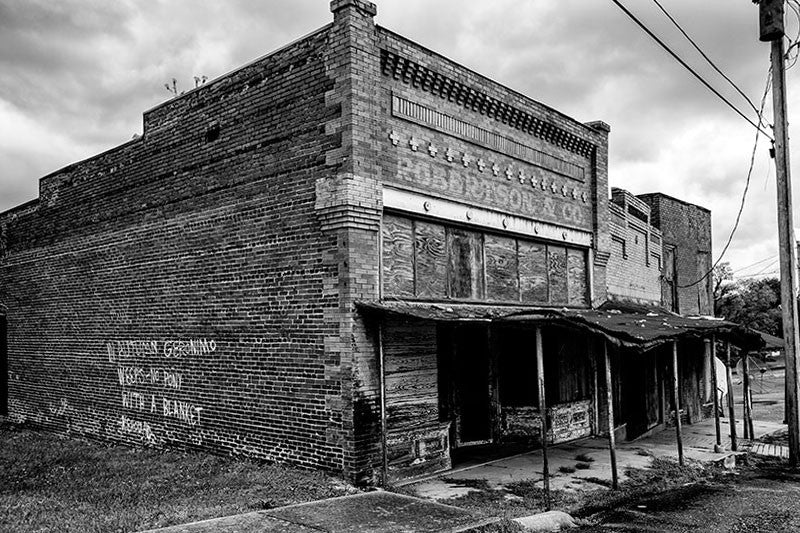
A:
[638,193,714,315]
[0,0,752,484]
[606,188,663,307]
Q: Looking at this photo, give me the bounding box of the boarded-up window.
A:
[519,241,548,303]
[382,215,414,297]
[567,249,587,306]
[663,246,677,312]
[381,213,589,307]
[485,235,519,302]
[548,246,568,305]
[415,222,447,298]
[447,228,484,299]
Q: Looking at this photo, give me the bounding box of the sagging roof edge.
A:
[355,301,765,353]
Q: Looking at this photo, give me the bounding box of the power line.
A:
[732,258,780,278]
[651,0,767,125]
[679,70,773,289]
[735,253,779,273]
[733,270,780,280]
[609,0,774,140]
[753,258,780,276]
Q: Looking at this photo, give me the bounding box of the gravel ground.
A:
[578,456,800,532]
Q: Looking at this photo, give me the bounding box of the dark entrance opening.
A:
[622,354,662,439]
[1,315,6,416]
[452,324,491,445]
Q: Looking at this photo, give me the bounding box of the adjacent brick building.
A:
[606,188,663,306]
[0,0,735,484]
[638,193,714,315]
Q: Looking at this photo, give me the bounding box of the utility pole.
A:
[759,0,800,465]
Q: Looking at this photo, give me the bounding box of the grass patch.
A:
[575,453,595,463]
[559,465,577,474]
[573,457,725,518]
[0,421,354,533]
[436,457,728,523]
[575,462,592,470]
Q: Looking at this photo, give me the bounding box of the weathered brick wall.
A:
[606,188,662,306]
[0,24,352,473]
[0,0,620,486]
[638,193,713,315]
[373,26,610,306]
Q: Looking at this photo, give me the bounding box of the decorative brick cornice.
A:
[380,49,595,158]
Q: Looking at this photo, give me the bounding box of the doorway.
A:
[452,325,491,445]
[438,324,492,447]
[622,353,662,439]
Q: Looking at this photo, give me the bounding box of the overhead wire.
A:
[679,70,773,289]
[732,270,780,280]
[651,0,768,128]
[786,0,800,69]
[734,253,779,274]
[752,258,780,276]
[609,0,774,140]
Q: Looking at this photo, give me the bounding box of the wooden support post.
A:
[378,322,388,485]
[709,336,723,452]
[535,326,550,510]
[604,341,619,489]
[743,354,755,439]
[742,354,750,440]
[487,325,501,442]
[672,341,685,466]
[725,342,738,451]
[590,337,600,436]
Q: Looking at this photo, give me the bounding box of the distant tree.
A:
[716,277,782,337]
[712,262,734,312]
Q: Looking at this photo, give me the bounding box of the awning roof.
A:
[758,331,785,350]
[356,300,765,352]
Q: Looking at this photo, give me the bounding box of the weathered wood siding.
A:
[382,213,589,306]
[383,319,450,481]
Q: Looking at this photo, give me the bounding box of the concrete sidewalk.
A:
[406,417,785,500]
[138,492,500,533]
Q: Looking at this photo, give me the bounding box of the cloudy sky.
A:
[0,0,796,279]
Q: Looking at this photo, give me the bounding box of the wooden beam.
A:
[378,322,388,485]
[725,342,738,451]
[590,337,600,436]
[672,341,685,466]
[743,353,755,439]
[604,340,619,489]
[535,326,551,510]
[708,336,723,452]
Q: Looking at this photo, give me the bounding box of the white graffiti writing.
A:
[119,415,156,444]
[117,366,182,390]
[122,391,147,411]
[162,339,216,358]
[163,399,202,426]
[106,339,216,362]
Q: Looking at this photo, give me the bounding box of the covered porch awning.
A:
[356,300,765,352]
